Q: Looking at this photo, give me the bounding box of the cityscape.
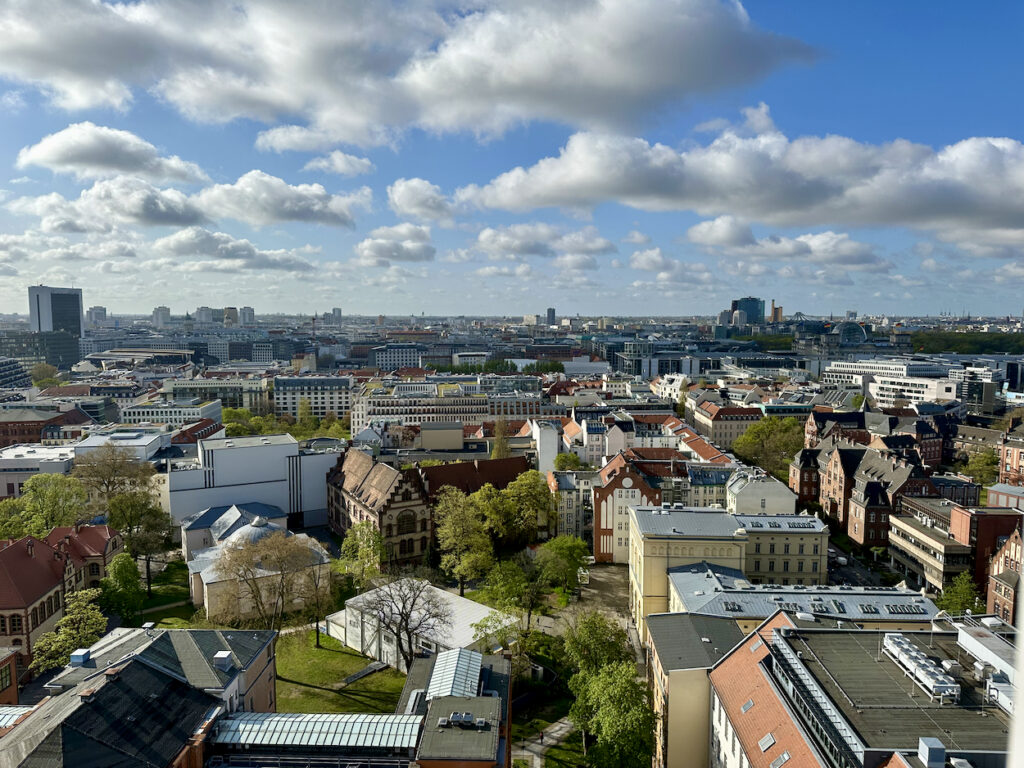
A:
[0,3,1022,768]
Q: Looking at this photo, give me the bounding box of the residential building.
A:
[28,285,83,337]
[0,649,17,705]
[152,305,171,328]
[999,423,1024,486]
[161,376,271,411]
[692,402,763,449]
[44,626,277,714]
[0,408,91,448]
[273,375,353,418]
[0,443,75,499]
[332,580,509,672]
[738,513,828,586]
[0,358,29,389]
[186,516,330,620]
[987,527,1022,624]
[157,433,339,527]
[369,343,425,370]
[351,381,490,431]
[708,615,1012,768]
[725,469,797,515]
[120,397,223,428]
[546,469,599,540]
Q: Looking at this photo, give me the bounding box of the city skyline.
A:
[1,2,1023,316]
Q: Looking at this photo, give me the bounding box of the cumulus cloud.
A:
[475,223,616,261]
[0,1,808,147]
[456,107,1024,251]
[302,151,374,176]
[686,215,754,246]
[475,264,532,278]
[387,178,456,225]
[622,230,651,244]
[354,222,435,266]
[153,226,315,271]
[195,171,370,227]
[17,122,207,182]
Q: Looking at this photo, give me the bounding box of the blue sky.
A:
[1,1,1022,318]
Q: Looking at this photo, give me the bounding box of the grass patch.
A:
[511,694,573,744]
[275,630,406,714]
[146,603,200,628]
[142,559,190,610]
[830,534,854,554]
[545,729,586,767]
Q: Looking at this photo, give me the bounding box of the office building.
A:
[223,306,239,327]
[730,296,765,325]
[0,443,76,498]
[85,305,106,327]
[0,330,81,369]
[162,376,271,411]
[120,398,223,428]
[28,285,83,337]
[273,375,353,419]
[546,307,556,326]
[0,357,30,389]
[152,305,171,328]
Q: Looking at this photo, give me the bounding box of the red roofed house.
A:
[0,526,121,682]
[692,402,763,450]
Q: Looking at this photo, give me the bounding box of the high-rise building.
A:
[223,307,239,327]
[331,307,342,326]
[152,306,171,328]
[195,306,214,324]
[729,296,764,325]
[86,306,107,327]
[28,286,83,338]
[546,307,556,326]
[239,306,256,326]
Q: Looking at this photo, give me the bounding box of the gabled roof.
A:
[44,525,119,559]
[419,456,530,502]
[646,613,744,671]
[334,449,403,513]
[0,537,66,610]
[181,502,287,532]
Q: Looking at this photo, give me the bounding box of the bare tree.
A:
[298,540,334,647]
[362,576,453,670]
[73,443,155,509]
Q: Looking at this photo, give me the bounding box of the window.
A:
[768,561,776,572]
[397,513,416,536]
[89,563,100,576]
[783,544,790,555]
[421,537,428,552]
[754,543,761,554]
[0,663,10,692]
[10,614,22,633]
[783,561,790,572]
[812,561,819,572]
[0,616,4,633]
[798,544,805,555]
[798,561,804,572]
[769,544,776,554]
[753,560,761,572]
[813,544,819,555]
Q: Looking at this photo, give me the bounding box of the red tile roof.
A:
[0,537,66,610]
[420,456,531,501]
[44,525,119,559]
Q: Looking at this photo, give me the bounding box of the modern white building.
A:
[161,377,271,411]
[369,344,423,370]
[0,443,75,498]
[273,376,353,419]
[121,398,223,428]
[75,427,172,461]
[328,579,509,673]
[725,469,798,515]
[157,433,340,527]
[28,285,83,337]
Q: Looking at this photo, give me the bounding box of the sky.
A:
[1,0,1022,319]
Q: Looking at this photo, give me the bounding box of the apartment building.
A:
[691,402,762,449]
[987,527,1022,623]
[273,375,353,419]
[351,382,490,431]
[161,376,271,411]
[725,469,797,514]
[368,343,424,370]
[999,424,1024,486]
[546,469,599,540]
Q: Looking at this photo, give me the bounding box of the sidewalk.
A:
[511,716,574,768]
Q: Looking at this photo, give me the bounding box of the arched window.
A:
[420,519,428,532]
[397,513,416,536]
[420,537,428,552]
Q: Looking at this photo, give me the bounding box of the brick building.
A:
[988,527,1022,623]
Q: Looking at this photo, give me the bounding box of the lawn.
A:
[275,630,406,714]
[145,603,200,628]
[544,730,586,767]
[142,559,191,610]
[511,693,573,744]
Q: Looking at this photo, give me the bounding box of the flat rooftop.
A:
[199,433,297,449]
[0,444,75,462]
[631,506,744,538]
[787,630,1011,752]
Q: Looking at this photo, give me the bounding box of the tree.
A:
[472,606,538,681]
[996,407,1024,432]
[30,362,58,385]
[6,474,88,537]
[936,571,985,615]
[731,415,804,478]
[30,589,107,673]
[537,535,589,591]
[483,555,547,630]
[562,610,631,675]
[851,394,865,409]
[100,552,144,625]
[299,546,334,648]
[362,576,453,670]
[0,497,27,538]
[73,444,155,508]
[553,452,582,471]
[503,470,554,541]
[107,491,173,596]
[338,520,384,591]
[297,398,317,432]
[963,449,999,486]
[490,417,511,460]
[435,487,493,596]
[570,661,655,766]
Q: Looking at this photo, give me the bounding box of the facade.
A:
[28,285,83,337]
[369,343,425,370]
[157,433,338,527]
[273,375,353,418]
[725,469,797,515]
[0,330,81,369]
[121,398,223,428]
[161,376,271,411]
[999,424,1024,486]
[351,382,490,432]
[691,402,763,449]
[738,514,828,585]
[987,527,1022,623]
[0,443,75,499]
[0,357,30,389]
[546,469,599,540]
[0,408,90,448]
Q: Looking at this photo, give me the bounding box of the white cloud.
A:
[553,253,598,271]
[622,230,651,244]
[0,1,808,147]
[354,222,435,266]
[153,226,315,271]
[629,247,674,271]
[194,171,371,227]
[686,215,754,246]
[456,108,1024,250]
[387,178,456,225]
[17,122,207,182]
[475,264,532,278]
[302,151,374,177]
[475,223,616,261]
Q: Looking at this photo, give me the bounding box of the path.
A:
[511,717,574,768]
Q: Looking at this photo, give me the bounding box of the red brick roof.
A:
[0,537,66,610]
[44,525,119,559]
[420,456,531,502]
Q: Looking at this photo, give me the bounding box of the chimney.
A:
[213,650,234,671]
[26,540,34,558]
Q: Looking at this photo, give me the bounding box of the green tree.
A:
[30,589,107,673]
[571,661,655,766]
[17,474,88,536]
[963,449,999,486]
[106,491,173,596]
[562,610,632,675]
[851,394,865,409]
[434,487,493,596]
[73,443,155,508]
[30,362,58,384]
[503,470,554,541]
[0,497,27,538]
[100,552,144,625]
[537,535,589,591]
[338,520,384,591]
[297,398,318,432]
[483,555,547,630]
[731,415,804,478]
[553,452,582,471]
[490,417,511,460]
[936,571,985,615]
[472,483,516,549]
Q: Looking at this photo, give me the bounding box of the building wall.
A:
[988,530,1022,623]
[0,651,17,705]
[594,470,659,564]
[743,530,827,585]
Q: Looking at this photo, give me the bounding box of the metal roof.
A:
[426,648,481,700]
[0,705,32,728]
[212,713,423,749]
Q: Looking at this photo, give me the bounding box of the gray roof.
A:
[733,514,827,533]
[212,712,423,749]
[988,483,1024,497]
[646,614,744,671]
[667,561,938,621]
[630,507,745,538]
[200,433,296,450]
[418,696,501,762]
[181,501,287,532]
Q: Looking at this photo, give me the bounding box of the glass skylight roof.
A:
[212,713,423,749]
[426,648,482,700]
